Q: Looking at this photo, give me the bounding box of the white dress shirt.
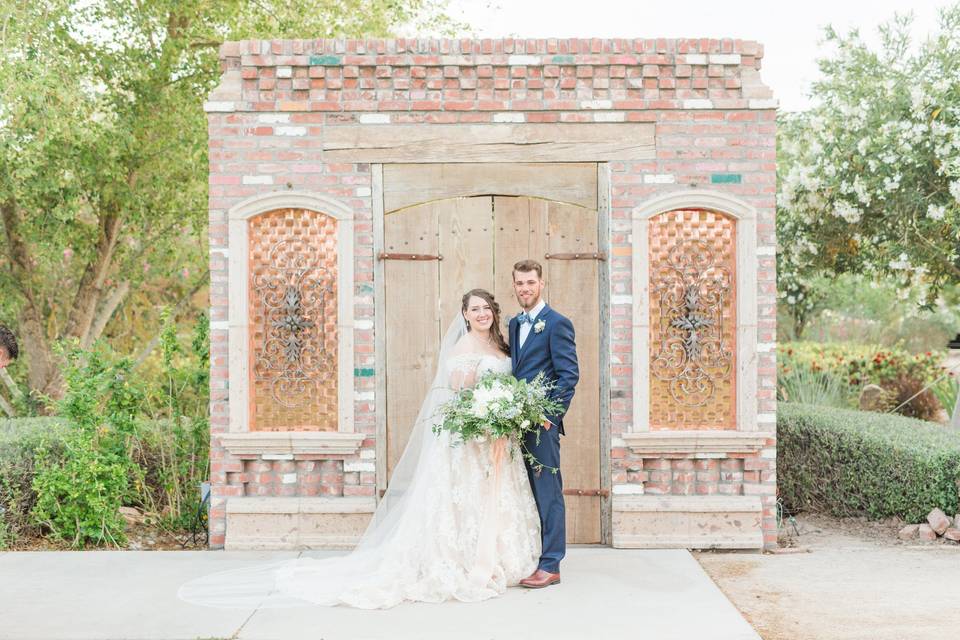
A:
[518,299,546,349]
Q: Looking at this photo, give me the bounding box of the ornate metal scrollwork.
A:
[252,232,335,409]
[651,240,733,407]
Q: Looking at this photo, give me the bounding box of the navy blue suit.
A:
[509,304,579,573]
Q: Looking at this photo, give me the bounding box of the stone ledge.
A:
[226,497,376,514]
[225,497,376,550]
[612,495,763,550]
[621,430,773,455]
[218,432,366,456]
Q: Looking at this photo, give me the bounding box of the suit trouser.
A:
[523,426,565,573]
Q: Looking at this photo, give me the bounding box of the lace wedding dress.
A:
[179,319,540,610]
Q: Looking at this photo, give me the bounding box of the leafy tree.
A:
[0,0,463,408]
[778,5,960,336]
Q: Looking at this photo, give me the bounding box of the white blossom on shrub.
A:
[778,7,960,333]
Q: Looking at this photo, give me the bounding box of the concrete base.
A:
[0,547,760,640]
[612,495,763,549]
[225,496,375,550]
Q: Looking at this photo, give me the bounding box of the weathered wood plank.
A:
[384,163,598,212]
[439,197,494,328]
[597,162,613,545]
[493,197,531,322]
[373,164,388,496]
[384,202,440,478]
[528,199,550,284]
[323,123,656,163]
[547,200,602,544]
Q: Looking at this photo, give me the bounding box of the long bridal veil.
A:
[178,315,469,609]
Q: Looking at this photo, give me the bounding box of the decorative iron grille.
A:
[249,209,338,431]
[651,241,733,406]
[648,209,737,429]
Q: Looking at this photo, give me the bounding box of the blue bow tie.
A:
[517,312,532,325]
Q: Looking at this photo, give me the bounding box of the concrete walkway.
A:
[0,547,760,640]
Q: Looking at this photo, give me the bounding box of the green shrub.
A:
[129,416,208,530]
[30,344,142,547]
[777,364,855,408]
[932,377,959,420]
[1,415,208,548]
[0,418,68,545]
[5,312,209,548]
[131,310,209,530]
[31,428,130,547]
[779,342,949,419]
[780,342,945,387]
[778,402,960,523]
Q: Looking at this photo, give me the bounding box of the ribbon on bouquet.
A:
[490,436,507,479]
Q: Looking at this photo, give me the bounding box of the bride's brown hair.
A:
[461,289,510,355]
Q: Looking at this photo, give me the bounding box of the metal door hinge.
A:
[377,252,443,261]
[562,488,610,497]
[545,252,607,261]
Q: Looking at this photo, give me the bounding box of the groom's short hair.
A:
[512,259,543,279]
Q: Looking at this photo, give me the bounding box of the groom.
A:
[509,259,579,589]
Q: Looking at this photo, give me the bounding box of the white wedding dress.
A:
[179,318,540,610]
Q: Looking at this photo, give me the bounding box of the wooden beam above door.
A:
[383,163,599,212]
[323,123,655,163]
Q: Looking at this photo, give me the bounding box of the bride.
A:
[179,288,540,609]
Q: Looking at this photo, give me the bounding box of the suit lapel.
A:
[509,317,519,369]
[517,305,551,367]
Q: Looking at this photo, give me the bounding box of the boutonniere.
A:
[534,319,546,334]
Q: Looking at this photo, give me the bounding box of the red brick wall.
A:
[207,38,777,548]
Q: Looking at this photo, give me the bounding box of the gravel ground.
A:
[695,512,960,640]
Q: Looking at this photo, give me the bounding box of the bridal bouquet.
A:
[433,372,563,472]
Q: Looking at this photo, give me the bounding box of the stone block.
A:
[225,496,375,550]
[898,524,920,540]
[612,495,762,549]
[927,508,950,535]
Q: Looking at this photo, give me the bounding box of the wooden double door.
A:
[382,183,603,543]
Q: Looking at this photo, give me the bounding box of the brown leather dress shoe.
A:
[519,568,561,589]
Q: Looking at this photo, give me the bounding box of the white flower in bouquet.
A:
[435,371,564,474]
[470,382,511,417]
[469,396,489,418]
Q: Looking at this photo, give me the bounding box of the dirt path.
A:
[695,513,960,640]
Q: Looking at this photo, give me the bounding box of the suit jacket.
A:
[509,304,579,435]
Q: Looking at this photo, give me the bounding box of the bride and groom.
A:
[179,259,579,609]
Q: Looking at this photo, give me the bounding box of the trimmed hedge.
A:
[778,403,960,523]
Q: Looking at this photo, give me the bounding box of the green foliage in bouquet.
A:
[433,372,564,473]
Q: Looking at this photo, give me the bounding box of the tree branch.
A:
[83,280,131,348]
[63,209,123,344]
[908,222,960,280]
[1,203,62,400]
[0,392,14,418]
[0,200,36,299]
[0,369,23,401]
